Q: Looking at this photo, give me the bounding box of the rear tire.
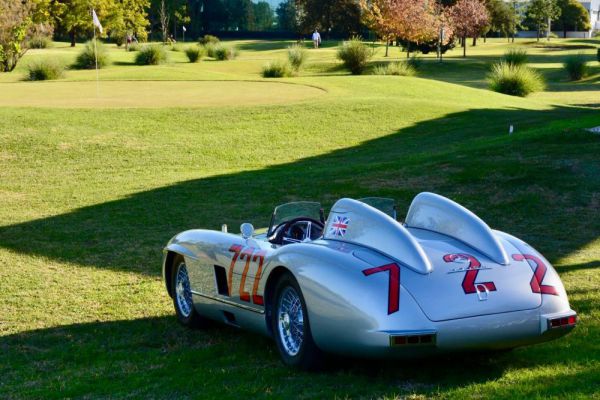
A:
[271,272,324,370]
[171,254,205,328]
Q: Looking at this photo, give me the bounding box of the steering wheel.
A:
[269,217,324,245]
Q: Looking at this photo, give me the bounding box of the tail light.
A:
[390,333,436,347]
[548,314,577,329]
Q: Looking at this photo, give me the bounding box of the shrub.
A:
[28,34,52,49]
[563,54,588,81]
[26,58,64,81]
[336,37,372,75]
[199,34,220,45]
[287,44,307,72]
[262,60,292,78]
[406,55,422,70]
[127,42,141,52]
[111,30,127,47]
[503,48,528,66]
[135,45,168,65]
[74,40,110,69]
[488,62,545,97]
[171,43,183,52]
[185,45,204,62]
[209,44,237,60]
[372,61,416,76]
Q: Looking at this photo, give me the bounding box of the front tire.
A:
[171,254,205,328]
[271,273,324,370]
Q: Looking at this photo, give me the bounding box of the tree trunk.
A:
[70,29,76,47]
[463,36,466,57]
[406,41,410,58]
[547,17,551,41]
[536,23,540,41]
[385,39,389,57]
[472,37,477,46]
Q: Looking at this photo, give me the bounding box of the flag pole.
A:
[92,9,100,97]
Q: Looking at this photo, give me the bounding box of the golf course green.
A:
[0,38,598,399]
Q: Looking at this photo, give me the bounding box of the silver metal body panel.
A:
[162,193,576,357]
[406,192,510,265]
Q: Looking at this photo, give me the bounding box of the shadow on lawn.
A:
[0,105,598,276]
[0,313,597,398]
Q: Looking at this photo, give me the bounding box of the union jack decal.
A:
[329,215,350,237]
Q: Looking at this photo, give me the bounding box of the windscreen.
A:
[268,201,323,235]
[358,197,397,219]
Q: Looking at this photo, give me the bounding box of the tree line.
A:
[0,0,592,72]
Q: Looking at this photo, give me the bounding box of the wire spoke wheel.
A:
[277,286,305,357]
[175,262,193,318]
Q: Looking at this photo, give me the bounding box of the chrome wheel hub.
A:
[175,262,193,318]
[277,286,304,356]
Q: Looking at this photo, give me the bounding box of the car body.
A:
[162,192,577,368]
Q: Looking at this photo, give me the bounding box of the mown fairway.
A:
[0,39,598,399]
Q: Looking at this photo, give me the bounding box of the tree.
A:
[361,0,443,57]
[391,0,440,57]
[360,0,398,57]
[448,0,489,57]
[295,0,362,37]
[0,0,33,72]
[53,0,149,46]
[526,0,561,41]
[276,0,298,32]
[555,0,591,37]
[159,0,169,41]
[254,2,274,31]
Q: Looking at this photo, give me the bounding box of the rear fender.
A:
[494,230,571,317]
[262,243,433,356]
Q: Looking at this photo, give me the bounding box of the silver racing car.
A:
[162,192,577,369]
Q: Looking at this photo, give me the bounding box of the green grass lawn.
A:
[0,38,598,399]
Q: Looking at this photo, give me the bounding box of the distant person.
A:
[312,29,321,49]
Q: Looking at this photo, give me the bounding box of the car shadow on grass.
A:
[0,314,596,399]
[0,105,598,276]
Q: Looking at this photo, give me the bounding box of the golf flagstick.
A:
[91,9,103,97]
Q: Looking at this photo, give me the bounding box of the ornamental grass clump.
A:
[261,60,292,78]
[74,40,110,69]
[127,42,141,52]
[406,55,422,70]
[336,37,372,75]
[372,61,416,76]
[185,45,204,62]
[211,44,238,60]
[563,54,588,81]
[503,48,528,66]
[26,58,64,81]
[488,62,545,97]
[28,34,52,49]
[198,34,220,45]
[135,45,168,65]
[287,44,307,72]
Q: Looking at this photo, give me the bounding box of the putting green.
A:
[0,80,326,108]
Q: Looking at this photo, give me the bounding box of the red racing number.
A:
[512,253,558,296]
[362,263,400,315]
[228,245,266,305]
[443,253,497,294]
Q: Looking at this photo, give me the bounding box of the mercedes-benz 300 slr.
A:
[162,193,576,369]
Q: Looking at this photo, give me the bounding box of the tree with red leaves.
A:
[360,0,397,57]
[361,0,445,58]
[448,0,489,57]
